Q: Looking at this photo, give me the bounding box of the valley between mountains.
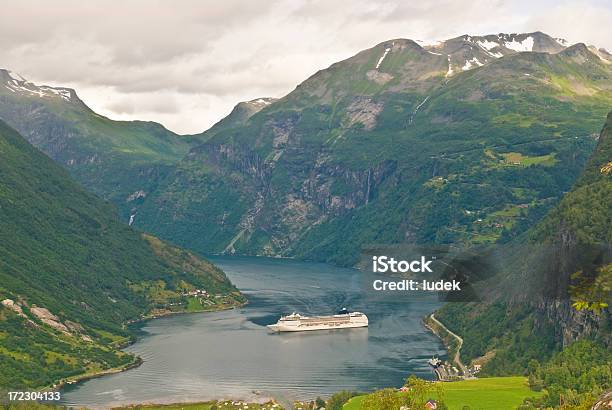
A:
[0,30,610,406]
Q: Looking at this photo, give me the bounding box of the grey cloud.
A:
[106,94,179,115]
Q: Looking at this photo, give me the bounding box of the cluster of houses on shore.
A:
[182,288,209,297]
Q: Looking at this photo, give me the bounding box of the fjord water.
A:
[61,257,445,408]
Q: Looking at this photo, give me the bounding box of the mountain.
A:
[0,69,194,221]
[1,32,610,268]
[0,120,243,390]
[435,111,611,378]
[203,97,278,140]
[128,32,612,265]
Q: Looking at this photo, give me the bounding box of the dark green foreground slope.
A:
[0,121,242,390]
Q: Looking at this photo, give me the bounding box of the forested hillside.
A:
[0,120,243,390]
[436,112,611,408]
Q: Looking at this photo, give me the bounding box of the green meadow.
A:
[344,377,543,410]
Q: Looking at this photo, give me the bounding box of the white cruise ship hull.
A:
[267,312,368,332]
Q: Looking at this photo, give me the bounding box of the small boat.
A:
[428,357,442,368]
[267,308,368,332]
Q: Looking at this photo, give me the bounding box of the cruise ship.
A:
[267,308,368,332]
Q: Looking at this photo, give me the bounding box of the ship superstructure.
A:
[267,308,368,332]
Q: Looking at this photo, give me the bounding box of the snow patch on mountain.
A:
[476,40,504,58]
[445,55,454,77]
[7,70,25,82]
[376,47,391,70]
[252,98,272,106]
[477,39,500,51]
[40,86,71,100]
[504,36,534,52]
[462,57,484,71]
[3,70,72,101]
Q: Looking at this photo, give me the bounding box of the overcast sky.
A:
[1,0,611,134]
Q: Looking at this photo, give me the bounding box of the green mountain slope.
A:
[132,32,612,265]
[0,69,193,221]
[436,112,611,381]
[0,120,243,390]
[532,112,612,244]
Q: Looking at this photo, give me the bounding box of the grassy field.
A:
[500,152,557,167]
[344,377,543,410]
[186,296,205,312]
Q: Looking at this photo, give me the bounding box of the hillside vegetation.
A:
[342,376,542,410]
[0,69,195,221]
[130,34,612,265]
[0,120,243,390]
[435,112,612,407]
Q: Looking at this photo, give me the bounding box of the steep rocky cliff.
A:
[531,111,611,347]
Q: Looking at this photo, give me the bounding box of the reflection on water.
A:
[61,257,445,408]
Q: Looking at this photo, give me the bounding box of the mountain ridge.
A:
[128,31,611,265]
[0,68,196,224]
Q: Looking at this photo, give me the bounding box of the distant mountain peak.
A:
[199,97,279,139]
[560,43,597,60]
[0,69,77,102]
[435,31,566,59]
[553,42,611,66]
[589,47,612,64]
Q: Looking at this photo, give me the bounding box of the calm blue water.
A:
[60,256,445,408]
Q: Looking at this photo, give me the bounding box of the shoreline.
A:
[52,298,247,394]
[134,297,247,323]
[111,399,282,410]
[53,356,144,392]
